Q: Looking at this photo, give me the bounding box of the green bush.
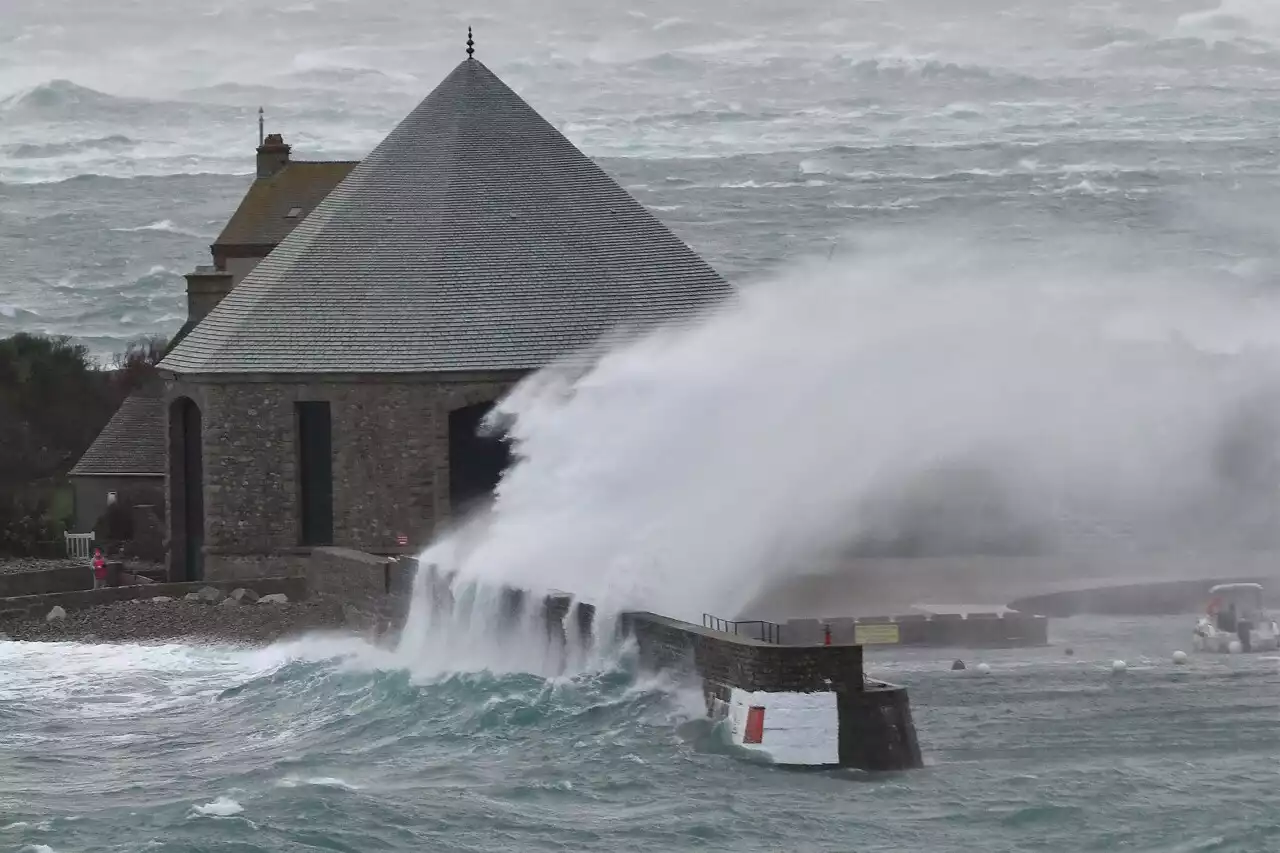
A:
[0,332,168,558]
[0,491,65,557]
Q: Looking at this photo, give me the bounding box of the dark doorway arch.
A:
[168,397,204,581]
[448,402,512,518]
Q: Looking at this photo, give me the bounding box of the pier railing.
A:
[702,614,783,644]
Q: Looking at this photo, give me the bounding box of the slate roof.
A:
[68,383,166,477]
[159,57,734,375]
[213,161,357,248]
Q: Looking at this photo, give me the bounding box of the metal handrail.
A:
[702,614,783,644]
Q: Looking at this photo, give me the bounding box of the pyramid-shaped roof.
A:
[159,58,733,375]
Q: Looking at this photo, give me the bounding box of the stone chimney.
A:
[256,133,291,178]
[185,266,235,324]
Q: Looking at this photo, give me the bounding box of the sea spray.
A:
[403,228,1280,625]
[395,561,609,679]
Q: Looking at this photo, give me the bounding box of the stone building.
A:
[156,53,734,582]
[69,136,355,534]
[67,382,166,533]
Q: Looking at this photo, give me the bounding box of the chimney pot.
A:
[256,133,291,178]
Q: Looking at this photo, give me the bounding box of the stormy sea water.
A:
[5,618,1280,852]
[10,0,1280,850]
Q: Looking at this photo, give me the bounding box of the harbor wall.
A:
[621,611,922,771]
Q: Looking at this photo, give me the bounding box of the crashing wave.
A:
[0,79,127,113]
[5,135,135,160]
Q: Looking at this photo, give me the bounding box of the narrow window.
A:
[296,401,333,546]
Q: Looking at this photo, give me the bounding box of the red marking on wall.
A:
[396,534,409,546]
[744,706,765,744]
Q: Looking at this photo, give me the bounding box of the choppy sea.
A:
[3,616,1279,852]
[5,0,1280,358]
[6,1,1280,849]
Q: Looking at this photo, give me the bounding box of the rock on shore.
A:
[0,558,87,576]
[4,598,348,644]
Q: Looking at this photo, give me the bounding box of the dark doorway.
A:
[168,397,204,582]
[296,401,334,546]
[448,402,512,517]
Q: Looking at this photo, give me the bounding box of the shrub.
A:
[0,491,64,557]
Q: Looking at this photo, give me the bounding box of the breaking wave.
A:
[5,135,136,160]
[0,80,134,115]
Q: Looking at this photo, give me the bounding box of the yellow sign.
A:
[855,623,901,645]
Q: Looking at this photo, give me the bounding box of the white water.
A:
[414,226,1280,623]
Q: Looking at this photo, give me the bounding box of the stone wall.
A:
[306,547,414,634]
[202,551,316,582]
[165,375,519,578]
[0,566,90,598]
[621,611,865,693]
[621,611,922,771]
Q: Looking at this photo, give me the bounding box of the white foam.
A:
[277,776,361,791]
[190,796,243,817]
[410,230,1280,623]
[109,219,204,238]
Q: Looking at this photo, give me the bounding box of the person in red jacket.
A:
[91,548,107,590]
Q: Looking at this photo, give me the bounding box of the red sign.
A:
[744,706,765,744]
[396,534,409,546]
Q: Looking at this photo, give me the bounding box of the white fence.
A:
[65,532,95,560]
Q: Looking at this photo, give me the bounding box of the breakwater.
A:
[413,567,921,771]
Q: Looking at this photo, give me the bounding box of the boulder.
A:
[196,586,225,604]
[46,606,67,623]
[219,597,239,608]
[150,596,174,603]
[184,592,202,602]
[229,588,260,603]
[257,593,289,605]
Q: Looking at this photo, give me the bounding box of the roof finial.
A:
[466,26,475,58]
[258,106,264,147]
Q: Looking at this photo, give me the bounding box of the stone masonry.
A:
[621,611,866,693]
[165,375,518,581]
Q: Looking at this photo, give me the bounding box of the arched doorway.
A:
[168,397,204,581]
[448,402,512,518]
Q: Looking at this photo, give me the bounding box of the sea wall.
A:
[783,611,1049,648]
[0,565,91,598]
[306,547,414,634]
[621,611,922,771]
[622,611,865,692]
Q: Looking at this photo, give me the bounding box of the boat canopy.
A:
[1209,583,1264,596]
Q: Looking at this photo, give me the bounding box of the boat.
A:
[1192,583,1279,653]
